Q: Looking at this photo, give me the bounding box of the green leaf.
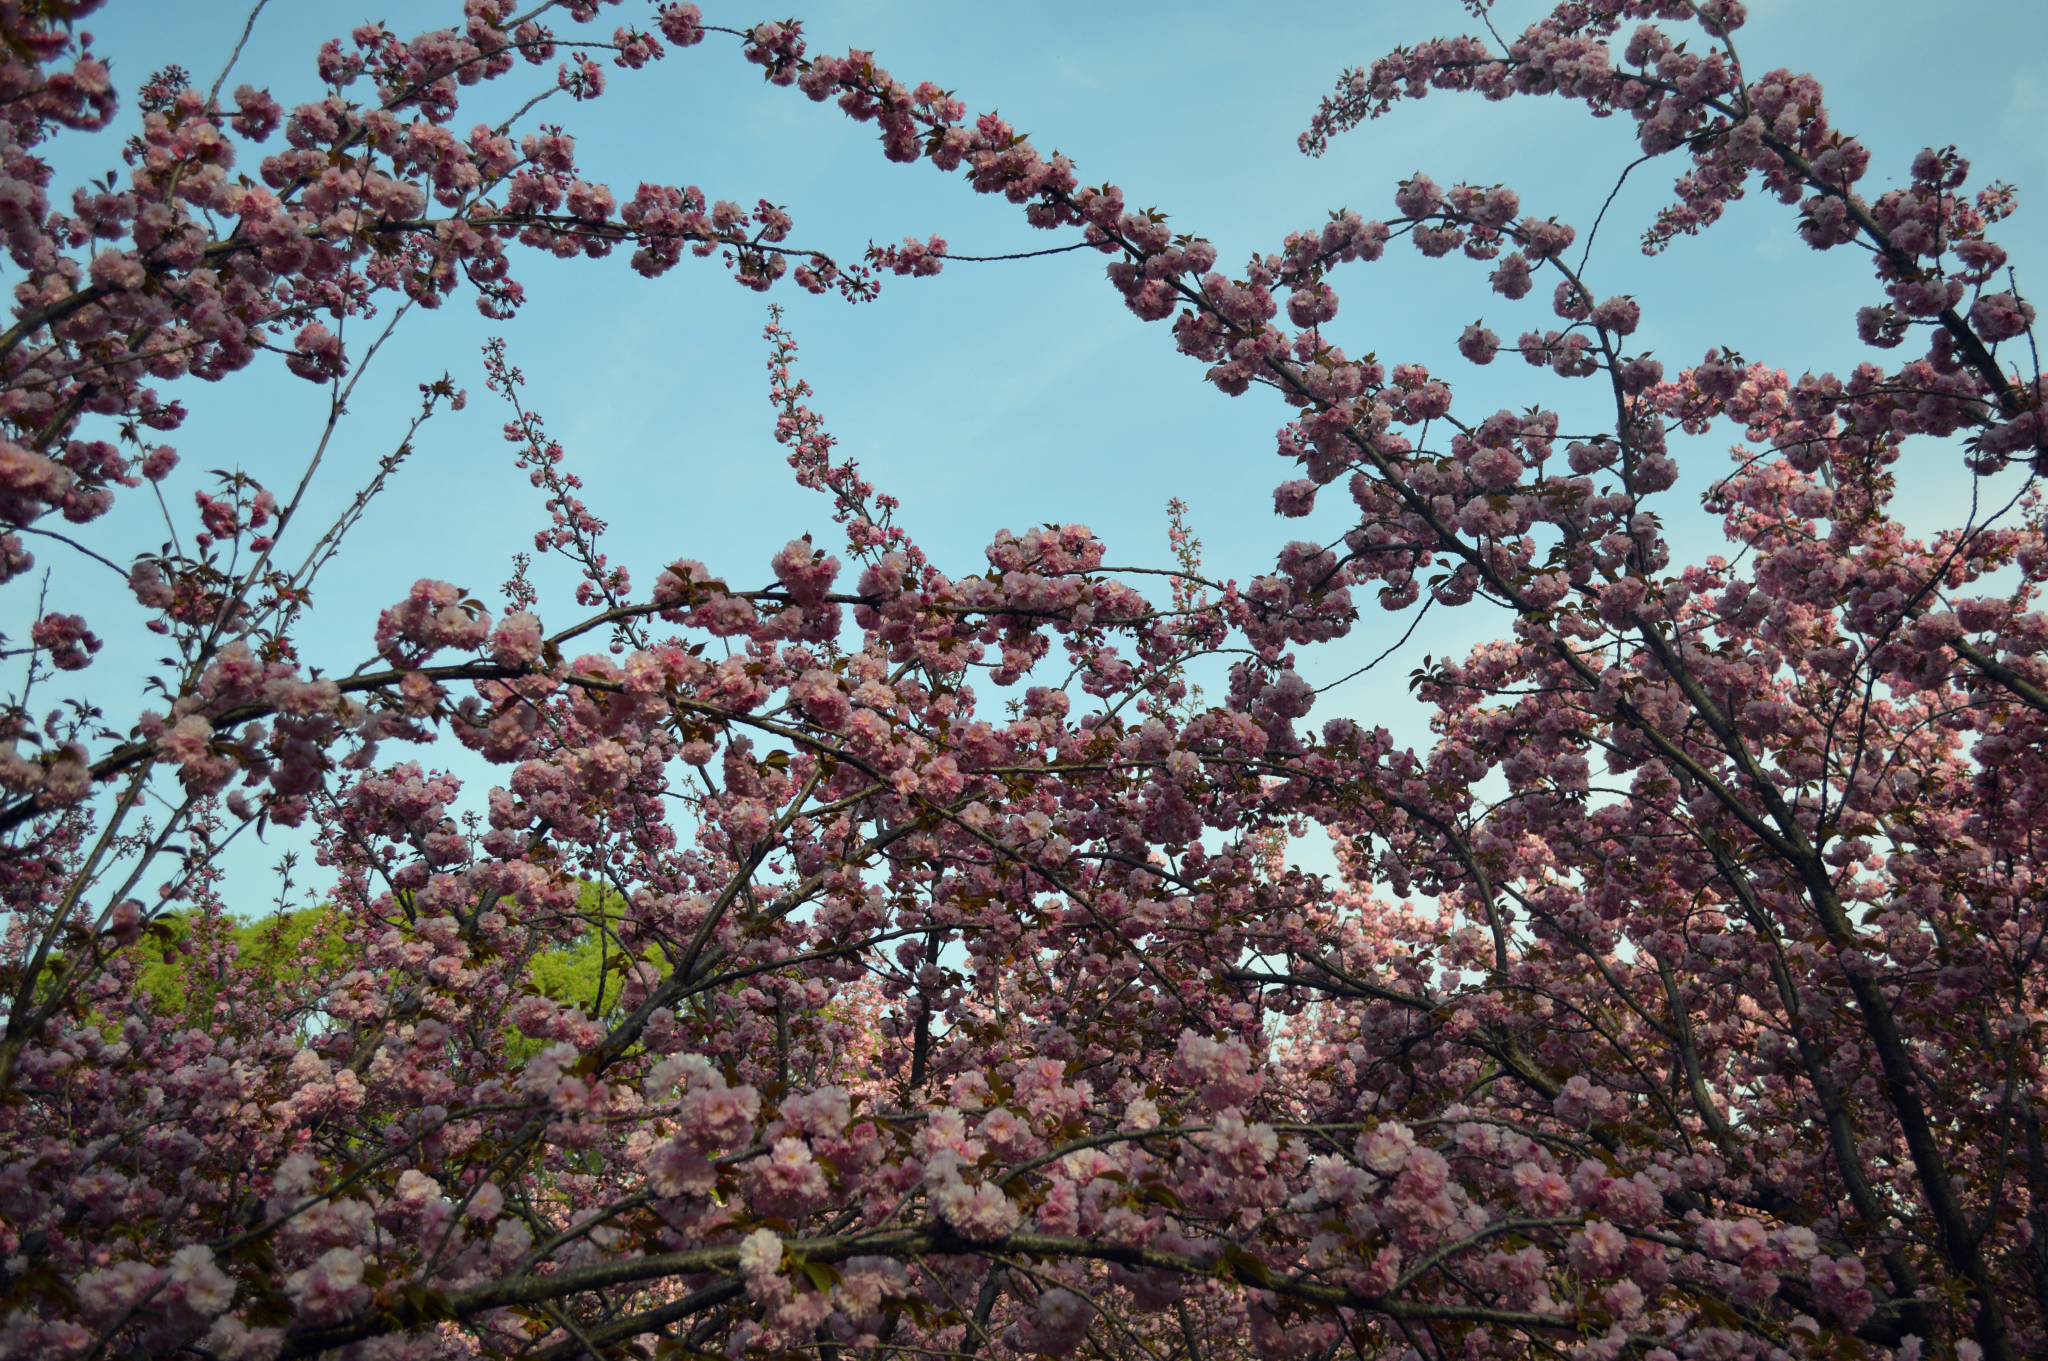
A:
[1219,1243,1272,1286]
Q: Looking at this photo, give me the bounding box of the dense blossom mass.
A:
[0,2,2043,1360]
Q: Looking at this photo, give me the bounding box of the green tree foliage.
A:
[131,908,351,1034]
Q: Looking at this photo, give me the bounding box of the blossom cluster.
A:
[0,4,2041,1361]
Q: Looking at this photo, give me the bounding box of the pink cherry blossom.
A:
[0,5,2041,1361]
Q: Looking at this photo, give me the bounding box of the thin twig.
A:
[206,0,273,106]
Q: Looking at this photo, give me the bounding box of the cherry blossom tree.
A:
[0,2,2043,1361]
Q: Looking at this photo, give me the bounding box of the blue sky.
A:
[22,0,2048,893]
